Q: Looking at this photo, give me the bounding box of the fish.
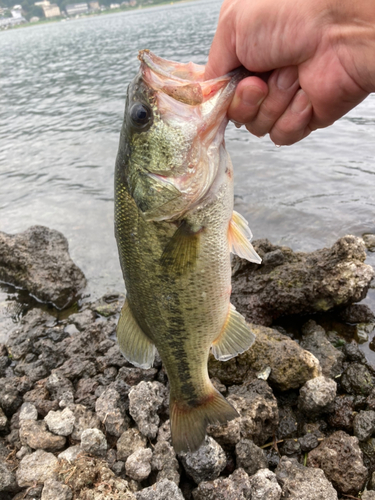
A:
[114,50,261,453]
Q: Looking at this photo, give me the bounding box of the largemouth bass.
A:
[114,50,261,453]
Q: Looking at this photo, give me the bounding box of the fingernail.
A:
[240,85,266,107]
[291,89,310,113]
[276,66,298,90]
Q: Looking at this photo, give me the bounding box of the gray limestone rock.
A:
[44,407,75,436]
[135,479,184,500]
[179,436,226,484]
[129,381,167,439]
[125,448,153,482]
[151,440,180,485]
[0,461,18,494]
[208,325,321,390]
[308,430,368,495]
[16,449,58,487]
[235,438,268,476]
[276,456,338,500]
[95,387,129,437]
[362,491,375,500]
[116,427,147,462]
[298,376,337,415]
[41,478,73,500]
[80,428,107,456]
[231,236,374,326]
[0,407,8,431]
[71,404,101,441]
[192,468,251,500]
[0,226,86,309]
[46,372,74,404]
[19,419,66,451]
[353,410,375,441]
[250,469,282,500]
[58,445,82,462]
[19,402,38,422]
[300,321,345,378]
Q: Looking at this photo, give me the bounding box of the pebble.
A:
[16,449,58,487]
[58,445,82,462]
[235,438,268,476]
[363,492,375,500]
[117,427,147,462]
[250,469,282,500]
[19,402,38,421]
[129,381,167,439]
[179,436,226,484]
[341,363,374,396]
[71,404,101,440]
[353,410,375,441]
[0,461,18,494]
[95,386,129,437]
[41,478,73,500]
[151,440,180,484]
[80,428,107,456]
[192,468,251,500]
[44,407,75,436]
[19,419,66,451]
[0,407,8,430]
[298,376,337,415]
[135,478,185,500]
[125,448,153,482]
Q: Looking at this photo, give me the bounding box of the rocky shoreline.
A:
[0,226,375,500]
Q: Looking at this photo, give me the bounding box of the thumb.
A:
[205,27,241,80]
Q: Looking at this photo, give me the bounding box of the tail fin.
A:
[170,388,238,453]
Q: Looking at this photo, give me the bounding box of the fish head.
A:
[119,50,245,221]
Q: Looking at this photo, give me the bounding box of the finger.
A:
[205,1,241,79]
[244,66,300,137]
[269,89,313,145]
[227,76,268,124]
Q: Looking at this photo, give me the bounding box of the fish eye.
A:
[130,103,151,128]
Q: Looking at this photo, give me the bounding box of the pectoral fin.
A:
[160,220,203,273]
[116,299,156,369]
[211,304,256,361]
[228,211,262,264]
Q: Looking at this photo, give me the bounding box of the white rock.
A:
[45,407,75,436]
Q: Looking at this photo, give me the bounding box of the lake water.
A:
[1,0,374,347]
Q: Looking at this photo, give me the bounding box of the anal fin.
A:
[228,210,262,264]
[116,299,155,369]
[211,304,256,361]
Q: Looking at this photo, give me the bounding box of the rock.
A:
[250,469,282,500]
[343,341,367,363]
[277,406,298,439]
[151,440,180,484]
[275,456,338,499]
[192,468,251,500]
[0,377,23,415]
[71,404,101,441]
[19,402,38,422]
[235,439,268,476]
[327,395,355,431]
[116,427,147,462]
[16,445,32,460]
[179,436,226,484]
[279,438,301,458]
[0,226,86,309]
[44,407,75,436]
[298,376,337,415]
[300,321,344,378]
[298,433,320,452]
[363,491,375,500]
[307,430,368,495]
[363,233,375,251]
[95,387,129,437]
[0,407,8,431]
[125,448,153,482]
[341,363,374,396]
[80,428,107,456]
[135,479,184,500]
[208,324,321,390]
[0,461,18,494]
[46,372,74,404]
[129,381,167,439]
[338,303,375,323]
[117,366,158,386]
[16,449,58,487]
[58,446,82,462]
[231,236,374,325]
[19,419,66,451]
[41,478,73,500]
[353,410,375,441]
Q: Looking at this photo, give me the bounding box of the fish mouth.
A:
[138,50,247,106]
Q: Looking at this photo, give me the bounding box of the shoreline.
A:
[0,0,200,32]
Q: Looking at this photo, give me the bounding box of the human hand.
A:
[205,0,375,145]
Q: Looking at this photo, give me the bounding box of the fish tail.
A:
[170,386,238,453]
